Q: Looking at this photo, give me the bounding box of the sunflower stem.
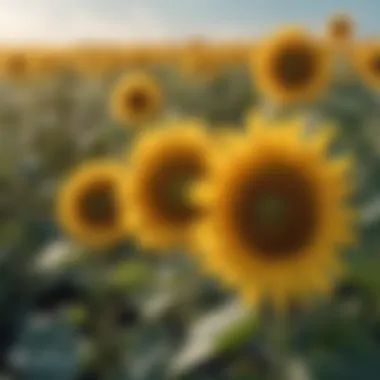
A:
[266,311,290,380]
[87,250,125,380]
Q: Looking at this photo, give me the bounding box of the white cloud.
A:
[0,0,269,44]
[0,0,169,43]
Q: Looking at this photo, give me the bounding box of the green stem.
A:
[266,311,290,380]
[87,250,124,380]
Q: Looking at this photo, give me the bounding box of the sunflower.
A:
[352,38,380,89]
[179,41,219,80]
[213,42,253,65]
[191,114,356,310]
[326,12,355,44]
[110,71,162,126]
[253,27,332,104]
[32,48,67,76]
[127,48,156,67]
[56,160,128,248]
[127,121,212,251]
[213,125,243,150]
[151,43,179,65]
[0,50,34,82]
[69,46,112,78]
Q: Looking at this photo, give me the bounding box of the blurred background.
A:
[1,1,380,379]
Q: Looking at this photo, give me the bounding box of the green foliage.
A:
[108,259,154,290]
[214,312,258,354]
[1,56,380,380]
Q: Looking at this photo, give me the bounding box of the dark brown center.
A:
[77,179,118,228]
[127,89,149,111]
[8,54,26,74]
[272,44,317,88]
[229,163,318,259]
[332,20,351,38]
[143,149,205,226]
[370,53,380,75]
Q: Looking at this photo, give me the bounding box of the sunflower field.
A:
[1,12,380,380]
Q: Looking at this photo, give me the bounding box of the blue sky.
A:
[0,0,378,42]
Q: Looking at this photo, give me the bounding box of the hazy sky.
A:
[0,0,378,43]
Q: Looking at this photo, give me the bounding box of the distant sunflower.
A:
[353,39,380,89]
[33,49,66,76]
[214,42,253,65]
[127,121,211,251]
[56,160,128,248]
[192,114,356,310]
[151,44,179,65]
[127,49,154,68]
[110,72,162,126]
[253,27,332,104]
[0,51,33,82]
[179,41,219,80]
[326,13,355,44]
[69,47,112,77]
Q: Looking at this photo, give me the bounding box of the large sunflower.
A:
[191,114,356,310]
[127,121,212,251]
[353,38,380,89]
[253,27,332,104]
[110,71,162,126]
[56,160,128,248]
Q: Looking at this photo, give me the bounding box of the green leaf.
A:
[108,259,153,290]
[65,303,88,324]
[169,300,255,377]
[0,221,23,244]
[349,255,380,297]
[214,312,258,354]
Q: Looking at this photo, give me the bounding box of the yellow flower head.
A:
[0,50,34,82]
[353,38,380,89]
[253,27,332,104]
[127,48,156,67]
[56,160,128,248]
[179,40,219,80]
[326,12,355,43]
[110,71,162,126]
[31,48,67,76]
[69,46,114,77]
[191,113,356,311]
[213,42,252,65]
[127,121,212,251]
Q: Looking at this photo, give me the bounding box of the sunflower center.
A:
[128,89,148,111]
[163,174,193,204]
[253,193,290,230]
[8,54,26,74]
[145,150,204,225]
[77,180,118,228]
[231,163,318,259]
[273,44,316,88]
[332,21,351,38]
[192,55,212,73]
[370,54,380,75]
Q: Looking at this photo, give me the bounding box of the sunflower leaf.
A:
[351,256,380,294]
[107,259,153,290]
[168,299,255,377]
[213,311,258,354]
